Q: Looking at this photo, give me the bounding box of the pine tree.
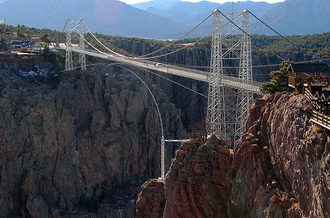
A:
[260,60,294,94]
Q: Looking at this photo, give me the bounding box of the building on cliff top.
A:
[288,63,330,94]
[288,63,330,116]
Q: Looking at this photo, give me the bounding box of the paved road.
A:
[70,48,262,94]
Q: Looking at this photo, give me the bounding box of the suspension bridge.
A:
[68,47,262,94]
[62,9,295,181]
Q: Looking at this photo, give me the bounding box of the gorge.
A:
[0,65,187,217]
[137,92,330,218]
[0,35,329,217]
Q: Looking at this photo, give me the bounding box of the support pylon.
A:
[78,19,86,70]
[236,10,253,137]
[207,10,254,143]
[206,9,227,138]
[65,19,73,71]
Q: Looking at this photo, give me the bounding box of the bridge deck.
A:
[69,48,262,94]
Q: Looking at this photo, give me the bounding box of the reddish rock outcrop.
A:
[163,135,232,218]
[137,92,330,218]
[227,92,329,217]
[136,135,233,217]
[136,179,166,218]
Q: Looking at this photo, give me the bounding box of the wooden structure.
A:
[288,63,330,116]
[288,63,330,94]
[313,91,330,115]
[311,110,330,131]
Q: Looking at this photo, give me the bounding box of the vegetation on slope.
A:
[1,23,330,57]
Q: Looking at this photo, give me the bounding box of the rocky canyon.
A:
[0,65,187,217]
[0,50,329,217]
[137,92,330,217]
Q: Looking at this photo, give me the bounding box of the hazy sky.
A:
[122,0,286,4]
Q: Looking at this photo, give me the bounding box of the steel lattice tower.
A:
[207,10,253,143]
[207,9,227,138]
[65,19,73,71]
[236,10,253,137]
[78,19,87,70]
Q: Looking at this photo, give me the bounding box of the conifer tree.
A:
[260,60,294,94]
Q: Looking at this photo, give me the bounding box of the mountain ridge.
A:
[0,0,329,38]
[134,0,330,36]
[0,0,184,38]
[260,0,330,35]
[133,0,277,27]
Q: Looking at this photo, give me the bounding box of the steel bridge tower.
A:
[78,19,87,70]
[236,10,253,136]
[207,9,226,139]
[65,19,86,71]
[65,19,73,71]
[207,9,253,143]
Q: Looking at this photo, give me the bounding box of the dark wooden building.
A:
[288,63,330,94]
[288,63,330,114]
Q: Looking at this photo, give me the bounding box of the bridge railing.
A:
[68,47,262,94]
[311,110,330,131]
[221,74,262,90]
[128,57,262,93]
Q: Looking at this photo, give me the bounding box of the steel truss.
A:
[65,19,87,71]
[207,10,253,143]
[78,19,87,70]
[65,19,73,71]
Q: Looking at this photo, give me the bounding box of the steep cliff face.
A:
[137,136,233,218]
[163,135,232,218]
[137,92,330,217]
[0,68,187,217]
[231,92,329,217]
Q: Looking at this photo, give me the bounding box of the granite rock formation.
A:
[137,92,330,217]
[231,92,329,217]
[0,68,187,217]
[137,135,233,218]
[136,179,165,218]
[164,135,232,218]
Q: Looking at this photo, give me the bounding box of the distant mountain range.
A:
[133,0,180,10]
[134,0,276,23]
[0,0,184,38]
[260,0,330,35]
[0,0,329,38]
[134,0,330,36]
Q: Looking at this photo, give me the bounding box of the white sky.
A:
[122,0,285,4]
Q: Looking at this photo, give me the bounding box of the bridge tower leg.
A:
[206,9,227,138]
[78,19,87,71]
[236,10,253,137]
[65,19,73,71]
[207,10,253,144]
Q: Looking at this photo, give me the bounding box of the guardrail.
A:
[67,48,263,94]
[304,89,321,110]
[311,110,330,130]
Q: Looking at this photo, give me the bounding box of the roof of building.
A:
[289,63,330,74]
